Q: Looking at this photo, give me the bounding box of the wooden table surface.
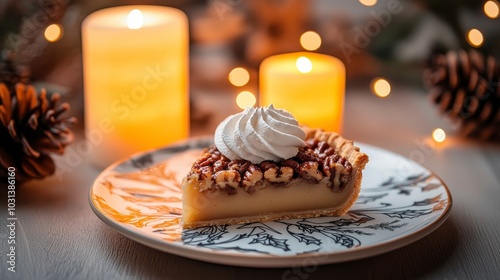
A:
[1,86,500,280]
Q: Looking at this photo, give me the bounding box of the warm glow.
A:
[484,1,500,18]
[44,24,63,42]
[236,91,256,109]
[432,128,446,143]
[82,6,189,167]
[359,0,378,6]
[300,31,322,51]
[228,67,250,87]
[371,78,391,97]
[260,52,345,132]
[127,9,144,29]
[467,29,484,47]
[296,56,313,73]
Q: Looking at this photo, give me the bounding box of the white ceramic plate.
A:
[89,138,452,267]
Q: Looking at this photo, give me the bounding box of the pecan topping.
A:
[338,157,346,166]
[259,160,278,170]
[242,164,263,193]
[315,141,335,159]
[281,159,300,175]
[299,161,323,182]
[213,159,229,172]
[228,159,251,175]
[340,174,350,188]
[305,138,318,148]
[196,152,214,167]
[277,166,294,183]
[323,155,340,177]
[187,142,355,194]
[294,149,317,162]
[260,161,293,183]
[195,165,214,191]
[199,166,213,179]
[214,170,241,191]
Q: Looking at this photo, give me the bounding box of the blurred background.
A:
[1,0,499,134]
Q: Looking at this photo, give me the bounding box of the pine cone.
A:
[424,49,500,140]
[0,83,76,182]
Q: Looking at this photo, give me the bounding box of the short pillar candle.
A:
[259,52,345,132]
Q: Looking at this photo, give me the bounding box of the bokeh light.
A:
[296,56,312,73]
[432,128,446,143]
[300,31,322,51]
[484,1,500,18]
[371,78,391,98]
[127,9,144,29]
[44,24,63,42]
[467,29,484,47]
[236,91,256,109]
[359,0,378,7]
[228,67,250,87]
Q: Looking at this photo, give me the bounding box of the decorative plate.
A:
[89,138,452,267]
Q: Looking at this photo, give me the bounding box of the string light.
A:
[236,91,256,109]
[228,67,250,87]
[467,29,484,47]
[371,78,391,98]
[127,9,143,29]
[484,1,500,18]
[44,24,63,42]
[359,0,378,7]
[432,128,446,143]
[296,56,313,73]
[300,31,322,51]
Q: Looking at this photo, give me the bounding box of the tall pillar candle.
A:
[82,5,189,167]
[259,52,345,132]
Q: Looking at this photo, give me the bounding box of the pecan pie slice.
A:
[182,128,369,229]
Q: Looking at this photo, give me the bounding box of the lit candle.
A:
[82,6,189,167]
[259,52,345,132]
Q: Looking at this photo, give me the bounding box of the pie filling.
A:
[183,176,358,228]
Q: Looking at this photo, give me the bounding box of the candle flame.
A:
[296,56,312,73]
[236,91,256,109]
[300,31,322,51]
[127,9,144,29]
[432,128,446,143]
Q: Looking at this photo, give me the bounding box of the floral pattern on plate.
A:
[89,138,452,266]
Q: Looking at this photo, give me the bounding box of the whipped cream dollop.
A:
[214,105,306,164]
